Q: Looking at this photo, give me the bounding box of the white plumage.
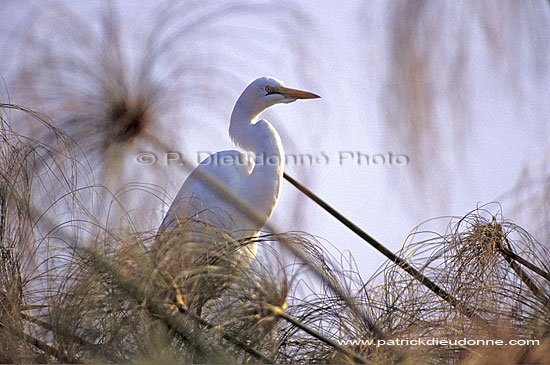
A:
[154,77,319,314]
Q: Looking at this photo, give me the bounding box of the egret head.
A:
[238,77,320,115]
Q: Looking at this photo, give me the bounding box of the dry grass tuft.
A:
[362,204,550,363]
[0,104,82,363]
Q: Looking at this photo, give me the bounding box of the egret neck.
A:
[229,96,284,225]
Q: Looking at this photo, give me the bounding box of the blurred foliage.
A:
[379,0,550,212]
[2,0,319,231]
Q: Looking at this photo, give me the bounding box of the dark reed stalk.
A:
[499,245,550,283]
[499,239,550,310]
[0,321,79,363]
[283,171,487,325]
[267,303,368,363]
[86,249,236,363]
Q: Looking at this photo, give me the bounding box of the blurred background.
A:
[1,0,549,279]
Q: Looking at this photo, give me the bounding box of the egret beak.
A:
[272,86,320,99]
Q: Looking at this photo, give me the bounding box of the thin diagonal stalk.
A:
[20,313,119,362]
[268,304,369,364]
[499,246,550,283]
[283,172,488,326]
[503,255,550,310]
[87,250,236,364]
[499,240,550,310]
[175,306,274,363]
[176,297,369,363]
[0,321,79,363]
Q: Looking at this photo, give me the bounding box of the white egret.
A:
[154,77,320,315]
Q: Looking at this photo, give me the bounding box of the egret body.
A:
[155,77,319,314]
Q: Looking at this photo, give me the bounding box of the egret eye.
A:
[265,86,272,94]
